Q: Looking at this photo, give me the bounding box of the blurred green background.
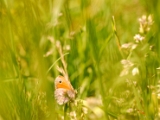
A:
[0,0,160,120]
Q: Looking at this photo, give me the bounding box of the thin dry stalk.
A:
[56,41,69,81]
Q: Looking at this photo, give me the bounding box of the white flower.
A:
[121,59,134,68]
[120,60,134,76]
[134,34,145,43]
[64,45,70,51]
[138,15,147,25]
[70,111,76,120]
[121,43,137,50]
[121,43,132,49]
[126,108,134,113]
[132,67,139,76]
[138,15,153,33]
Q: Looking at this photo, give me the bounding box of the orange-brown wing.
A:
[55,76,73,90]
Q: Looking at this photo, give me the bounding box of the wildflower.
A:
[126,108,134,113]
[134,34,145,43]
[121,59,134,68]
[64,45,71,51]
[132,67,139,76]
[121,43,137,50]
[138,15,153,33]
[138,15,147,25]
[70,111,76,120]
[120,60,134,76]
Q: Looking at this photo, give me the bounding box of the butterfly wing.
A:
[54,76,76,105]
[54,88,70,105]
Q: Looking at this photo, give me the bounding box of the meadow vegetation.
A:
[0,0,160,120]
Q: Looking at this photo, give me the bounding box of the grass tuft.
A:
[0,0,160,119]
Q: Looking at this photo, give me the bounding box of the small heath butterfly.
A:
[54,75,76,105]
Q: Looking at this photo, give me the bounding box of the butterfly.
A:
[54,75,76,105]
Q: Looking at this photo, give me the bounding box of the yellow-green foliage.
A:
[0,0,160,120]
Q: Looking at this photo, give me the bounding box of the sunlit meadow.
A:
[0,0,160,120]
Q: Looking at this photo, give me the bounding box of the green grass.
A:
[0,0,160,120]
